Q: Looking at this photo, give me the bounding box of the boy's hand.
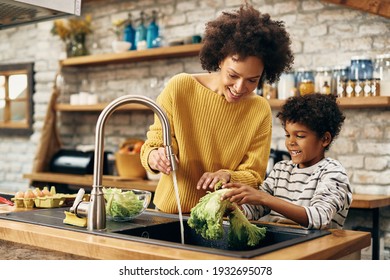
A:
[221,182,263,205]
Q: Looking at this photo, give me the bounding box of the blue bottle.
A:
[147,10,159,48]
[123,13,136,50]
[135,11,147,50]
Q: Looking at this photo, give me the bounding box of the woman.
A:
[140,3,294,213]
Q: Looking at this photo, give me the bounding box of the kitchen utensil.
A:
[0,196,14,206]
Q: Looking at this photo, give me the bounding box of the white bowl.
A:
[112,41,131,53]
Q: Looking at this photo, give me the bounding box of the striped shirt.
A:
[242,158,352,229]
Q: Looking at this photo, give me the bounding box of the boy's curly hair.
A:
[199,3,294,85]
[276,94,345,150]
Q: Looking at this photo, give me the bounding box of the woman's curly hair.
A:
[199,3,294,85]
[276,94,345,150]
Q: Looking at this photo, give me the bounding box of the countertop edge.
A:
[0,218,371,260]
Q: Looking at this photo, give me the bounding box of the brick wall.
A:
[0,0,389,258]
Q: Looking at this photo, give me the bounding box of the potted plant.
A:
[51,15,93,57]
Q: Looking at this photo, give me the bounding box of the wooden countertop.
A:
[351,194,390,209]
[0,205,370,260]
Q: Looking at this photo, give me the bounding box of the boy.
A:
[222,93,352,229]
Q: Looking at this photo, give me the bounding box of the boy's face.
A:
[284,121,329,168]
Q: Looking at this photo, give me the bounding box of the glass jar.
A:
[314,67,332,94]
[374,54,390,96]
[350,56,373,81]
[299,79,315,96]
[262,82,277,99]
[331,65,349,97]
[277,71,295,99]
[295,68,314,96]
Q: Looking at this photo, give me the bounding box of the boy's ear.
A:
[322,132,332,147]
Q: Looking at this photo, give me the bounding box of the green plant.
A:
[51,14,93,42]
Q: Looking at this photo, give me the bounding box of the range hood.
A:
[0,0,82,30]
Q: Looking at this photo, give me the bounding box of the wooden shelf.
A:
[323,0,390,18]
[23,172,157,192]
[60,44,202,67]
[55,103,153,112]
[267,96,390,109]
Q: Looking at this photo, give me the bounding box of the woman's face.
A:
[284,121,329,168]
[219,55,264,103]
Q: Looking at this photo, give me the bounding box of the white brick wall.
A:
[0,0,389,258]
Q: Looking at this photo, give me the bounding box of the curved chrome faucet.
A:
[86,95,177,231]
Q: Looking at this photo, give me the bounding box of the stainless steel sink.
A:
[0,208,330,258]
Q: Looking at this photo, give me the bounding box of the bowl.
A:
[115,138,146,179]
[103,188,151,222]
[112,41,131,53]
[115,152,146,179]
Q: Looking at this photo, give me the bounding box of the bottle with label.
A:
[123,13,136,50]
[135,11,147,50]
[146,10,159,48]
[322,81,331,95]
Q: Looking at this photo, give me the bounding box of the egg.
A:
[24,189,35,199]
[42,187,51,196]
[14,191,24,199]
[33,188,44,197]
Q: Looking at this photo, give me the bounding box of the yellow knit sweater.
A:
[140,73,272,213]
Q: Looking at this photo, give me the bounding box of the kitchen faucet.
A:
[71,95,177,231]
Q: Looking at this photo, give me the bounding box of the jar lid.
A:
[333,65,349,70]
[375,53,390,59]
[295,67,312,73]
[351,55,372,61]
[315,66,332,72]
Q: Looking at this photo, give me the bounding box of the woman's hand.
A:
[196,170,231,190]
[148,147,179,175]
[221,182,265,205]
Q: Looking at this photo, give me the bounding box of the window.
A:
[0,63,34,135]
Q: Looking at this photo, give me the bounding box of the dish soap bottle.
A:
[123,13,136,50]
[135,11,147,50]
[147,10,159,48]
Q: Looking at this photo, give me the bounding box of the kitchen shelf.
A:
[60,43,203,67]
[57,96,390,112]
[267,96,390,109]
[55,103,153,112]
[23,172,157,192]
